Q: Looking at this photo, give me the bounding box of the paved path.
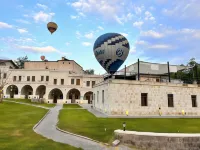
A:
[80,104,108,118]
[34,104,133,150]
[3,100,50,109]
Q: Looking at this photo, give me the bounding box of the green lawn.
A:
[0,102,81,150]
[63,104,82,108]
[58,109,200,143]
[5,98,55,108]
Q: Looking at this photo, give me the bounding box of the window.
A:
[27,76,30,81]
[32,76,35,82]
[46,76,49,81]
[141,93,148,106]
[61,79,64,85]
[156,78,160,82]
[13,76,16,81]
[102,90,104,104]
[71,79,74,84]
[86,81,90,87]
[192,95,197,107]
[97,91,99,103]
[76,79,80,85]
[168,94,174,107]
[3,73,6,79]
[92,81,96,87]
[41,76,44,81]
[54,79,57,85]
[19,76,21,81]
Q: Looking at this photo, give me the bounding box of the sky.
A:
[0,0,200,74]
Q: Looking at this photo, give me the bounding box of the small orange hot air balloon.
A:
[47,22,58,34]
[41,55,45,61]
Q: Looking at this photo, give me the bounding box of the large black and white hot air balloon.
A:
[93,33,130,75]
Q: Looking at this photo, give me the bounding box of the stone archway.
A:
[67,89,80,103]
[21,85,33,99]
[84,91,93,104]
[48,88,63,103]
[36,85,46,98]
[6,85,18,98]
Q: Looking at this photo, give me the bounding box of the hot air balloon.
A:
[41,55,45,61]
[47,22,58,34]
[93,33,130,75]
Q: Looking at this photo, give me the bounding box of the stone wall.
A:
[114,130,200,150]
[93,79,200,116]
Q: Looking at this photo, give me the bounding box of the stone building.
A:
[0,57,103,104]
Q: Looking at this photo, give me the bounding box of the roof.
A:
[0,59,19,68]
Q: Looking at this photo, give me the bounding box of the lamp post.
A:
[123,122,126,131]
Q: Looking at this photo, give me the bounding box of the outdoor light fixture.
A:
[123,122,126,131]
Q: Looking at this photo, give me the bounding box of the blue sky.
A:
[0,0,200,74]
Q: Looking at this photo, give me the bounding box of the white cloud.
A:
[37,3,48,10]
[144,11,155,21]
[84,32,94,39]
[17,28,28,34]
[79,12,86,17]
[114,15,124,25]
[0,22,13,28]
[130,46,136,54]
[70,15,79,19]
[120,33,128,37]
[82,42,92,46]
[76,31,82,39]
[66,42,70,46]
[133,21,144,28]
[15,19,30,24]
[16,45,59,53]
[98,26,104,30]
[33,11,55,23]
[134,5,145,15]
[148,44,172,49]
[141,30,164,38]
[135,40,148,45]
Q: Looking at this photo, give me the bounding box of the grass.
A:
[0,102,81,150]
[5,98,55,108]
[58,109,200,143]
[63,104,82,108]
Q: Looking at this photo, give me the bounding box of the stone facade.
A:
[93,79,200,116]
[114,130,200,150]
[0,59,103,104]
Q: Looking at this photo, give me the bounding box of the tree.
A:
[187,58,197,67]
[0,68,12,103]
[15,55,29,69]
[84,69,94,75]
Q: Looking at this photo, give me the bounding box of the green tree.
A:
[15,55,29,69]
[84,69,94,75]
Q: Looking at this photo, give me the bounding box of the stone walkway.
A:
[3,100,50,109]
[34,104,133,150]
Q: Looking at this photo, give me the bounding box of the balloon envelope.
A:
[93,33,130,75]
[41,56,45,61]
[47,22,58,34]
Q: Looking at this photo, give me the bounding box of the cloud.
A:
[0,22,13,28]
[15,19,30,24]
[76,31,82,39]
[84,32,94,39]
[66,42,70,46]
[144,11,155,21]
[70,15,79,19]
[120,33,128,37]
[135,40,148,45]
[33,11,55,23]
[140,30,164,38]
[98,26,104,30]
[82,42,92,46]
[133,21,144,28]
[130,46,136,54]
[17,28,28,34]
[70,12,85,20]
[134,5,145,15]
[36,3,48,10]
[148,44,172,49]
[114,15,124,25]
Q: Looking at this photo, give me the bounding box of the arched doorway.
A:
[84,91,93,104]
[21,85,33,99]
[36,85,46,98]
[48,88,63,103]
[67,89,80,103]
[6,85,18,98]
